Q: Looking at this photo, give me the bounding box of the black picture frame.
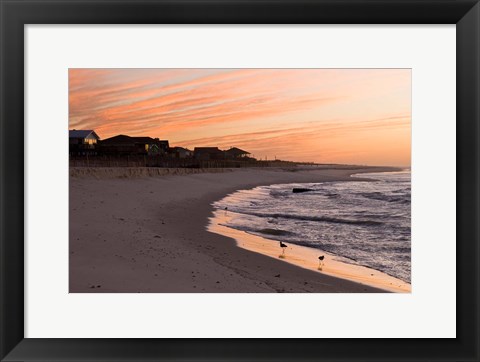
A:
[1,0,478,361]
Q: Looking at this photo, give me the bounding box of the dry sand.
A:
[69,166,409,293]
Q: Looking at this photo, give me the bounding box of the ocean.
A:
[212,171,411,283]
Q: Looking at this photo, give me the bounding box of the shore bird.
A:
[279,241,288,256]
[224,206,228,215]
[318,255,325,270]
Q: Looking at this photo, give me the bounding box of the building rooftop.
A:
[194,147,222,153]
[226,147,250,155]
[101,135,168,145]
[69,130,99,139]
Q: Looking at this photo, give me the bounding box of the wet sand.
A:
[209,211,410,293]
[69,165,408,293]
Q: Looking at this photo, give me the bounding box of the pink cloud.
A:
[69,68,411,166]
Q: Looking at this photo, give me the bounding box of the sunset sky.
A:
[69,69,411,166]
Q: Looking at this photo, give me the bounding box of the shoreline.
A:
[208,211,410,293]
[70,165,407,293]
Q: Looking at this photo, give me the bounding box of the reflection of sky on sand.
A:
[212,171,411,283]
[208,210,411,293]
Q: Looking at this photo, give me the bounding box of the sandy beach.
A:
[69,165,409,293]
[210,211,410,293]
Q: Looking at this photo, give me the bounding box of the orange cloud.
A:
[69,68,411,166]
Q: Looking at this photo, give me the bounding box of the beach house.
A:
[169,146,193,159]
[69,129,100,156]
[99,135,169,156]
[193,147,225,160]
[225,147,250,159]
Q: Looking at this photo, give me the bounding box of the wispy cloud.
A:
[69,68,411,166]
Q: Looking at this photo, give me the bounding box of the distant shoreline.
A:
[69,164,403,179]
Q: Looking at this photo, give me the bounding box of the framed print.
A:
[68,67,412,294]
[1,0,479,361]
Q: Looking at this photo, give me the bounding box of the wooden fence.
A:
[69,155,300,168]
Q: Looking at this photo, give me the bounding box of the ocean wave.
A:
[234,210,384,226]
[214,171,411,283]
[357,191,410,204]
[257,228,293,236]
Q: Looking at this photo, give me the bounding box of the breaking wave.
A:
[213,171,411,283]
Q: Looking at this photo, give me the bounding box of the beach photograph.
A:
[69,68,411,293]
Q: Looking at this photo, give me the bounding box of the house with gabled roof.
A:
[194,147,225,161]
[225,147,250,159]
[69,129,100,156]
[99,135,169,156]
[169,146,193,159]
